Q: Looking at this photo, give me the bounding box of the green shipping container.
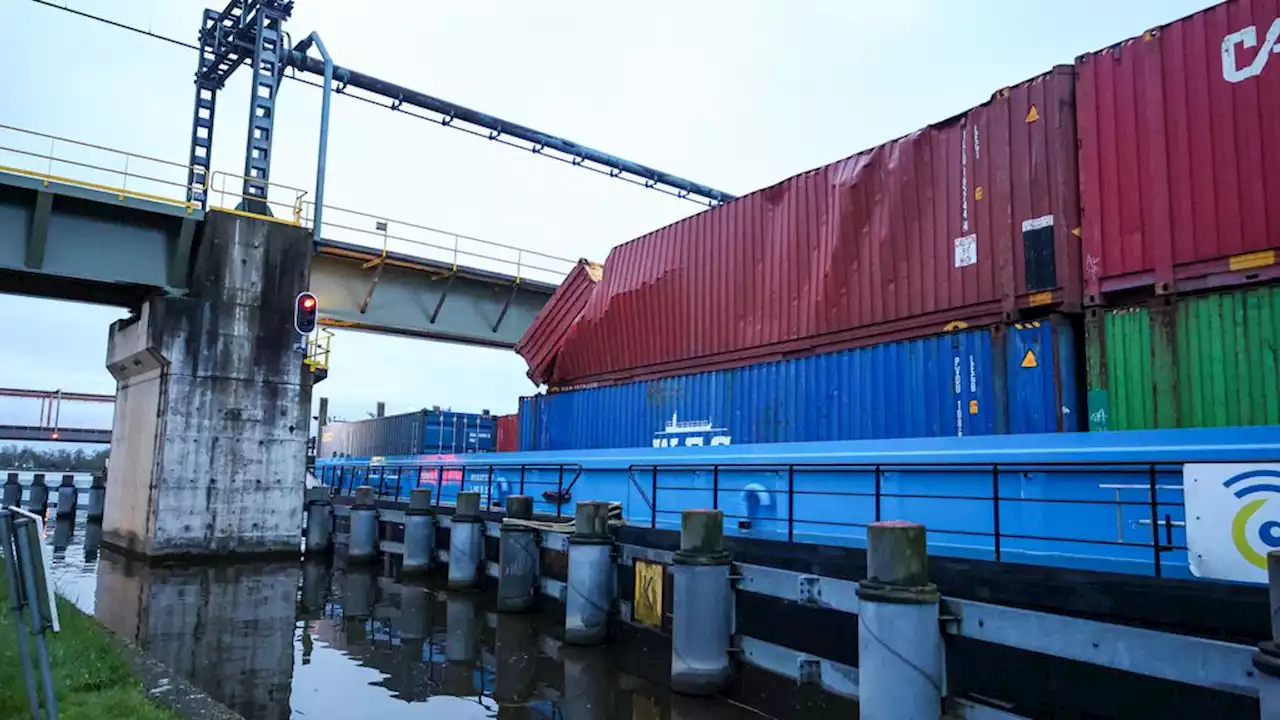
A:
[1086,285,1280,431]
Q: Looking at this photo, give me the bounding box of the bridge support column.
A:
[102,211,312,559]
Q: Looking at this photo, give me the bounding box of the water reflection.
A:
[95,551,299,720]
[40,523,766,720]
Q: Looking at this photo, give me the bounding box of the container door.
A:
[1005,318,1079,433]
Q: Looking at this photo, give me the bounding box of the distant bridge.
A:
[0,387,113,444]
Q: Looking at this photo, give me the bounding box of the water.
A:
[42,514,770,720]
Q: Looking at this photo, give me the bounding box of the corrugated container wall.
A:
[538,67,1081,388]
[520,319,1080,451]
[496,414,520,452]
[1086,284,1280,431]
[515,260,602,385]
[318,409,496,458]
[1075,0,1280,303]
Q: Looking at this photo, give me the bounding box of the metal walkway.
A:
[0,124,572,349]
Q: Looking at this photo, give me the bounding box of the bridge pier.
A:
[101,211,312,559]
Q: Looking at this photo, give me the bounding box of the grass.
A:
[0,570,179,720]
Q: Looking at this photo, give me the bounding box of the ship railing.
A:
[310,457,1243,579]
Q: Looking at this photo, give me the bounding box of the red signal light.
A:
[295,292,319,334]
[302,296,316,310]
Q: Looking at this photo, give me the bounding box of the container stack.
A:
[318,408,496,458]
[515,0,1279,451]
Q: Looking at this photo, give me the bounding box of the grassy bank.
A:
[0,571,178,720]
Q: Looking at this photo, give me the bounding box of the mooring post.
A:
[857,521,943,720]
[1253,550,1280,719]
[565,501,614,646]
[26,473,48,515]
[448,491,483,589]
[304,487,333,554]
[86,472,106,521]
[671,508,733,695]
[2,473,20,508]
[498,495,539,613]
[398,583,431,666]
[402,488,436,575]
[348,485,379,564]
[55,474,78,518]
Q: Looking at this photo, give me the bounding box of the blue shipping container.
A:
[519,318,1080,451]
[320,409,496,458]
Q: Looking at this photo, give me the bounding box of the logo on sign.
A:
[652,412,731,448]
[1185,464,1280,583]
[1224,469,1280,569]
[1222,18,1280,83]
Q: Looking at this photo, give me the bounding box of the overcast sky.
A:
[0,0,1215,435]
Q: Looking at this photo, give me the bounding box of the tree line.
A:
[0,445,109,472]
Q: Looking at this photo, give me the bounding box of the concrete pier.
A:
[497,495,538,613]
[27,474,48,515]
[857,521,943,720]
[671,509,732,695]
[448,492,483,589]
[102,211,312,558]
[86,473,106,521]
[565,501,614,646]
[56,474,78,518]
[401,488,435,575]
[2,473,19,508]
[348,487,378,564]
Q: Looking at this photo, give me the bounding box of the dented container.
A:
[519,318,1081,451]
[1075,0,1280,303]
[515,259,602,386]
[1086,284,1280,431]
[495,414,520,452]
[527,68,1082,388]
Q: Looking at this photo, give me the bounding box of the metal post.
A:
[1148,464,1162,577]
[787,466,796,543]
[487,466,495,511]
[857,521,943,720]
[1253,550,1280,719]
[0,511,41,719]
[304,487,333,554]
[557,465,565,520]
[448,492,483,589]
[497,495,538,613]
[56,473,77,518]
[376,401,385,418]
[14,518,58,718]
[443,591,479,696]
[2,472,20,508]
[712,466,720,510]
[991,465,1002,562]
[671,509,732,695]
[26,474,48,515]
[318,397,329,427]
[402,488,436,575]
[874,465,882,522]
[348,485,378,564]
[565,501,614,646]
[86,472,106,521]
[651,468,659,529]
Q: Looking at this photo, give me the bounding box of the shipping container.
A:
[527,67,1081,388]
[318,408,496,458]
[1075,0,1280,303]
[515,259,602,385]
[495,414,520,452]
[519,318,1080,451]
[1086,284,1280,431]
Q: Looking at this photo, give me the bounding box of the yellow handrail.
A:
[305,328,333,372]
[207,171,308,227]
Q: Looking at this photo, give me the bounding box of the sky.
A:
[0,0,1218,433]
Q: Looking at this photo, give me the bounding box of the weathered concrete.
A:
[102,211,312,558]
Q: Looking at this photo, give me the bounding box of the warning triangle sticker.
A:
[1021,349,1038,368]
[1025,105,1040,123]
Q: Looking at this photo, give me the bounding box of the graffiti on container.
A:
[652,412,731,448]
[1222,18,1280,83]
[1084,253,1101,279]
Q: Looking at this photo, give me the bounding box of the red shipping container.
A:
[1076,0,1280,303]
[515,259,602,385]
[495,414,519,452]
[543,68,1082,387]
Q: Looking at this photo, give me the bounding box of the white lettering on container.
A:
[955,234,978,268]
[1223,18,1280,83]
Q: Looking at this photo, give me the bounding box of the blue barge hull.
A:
[315,426,1280,578]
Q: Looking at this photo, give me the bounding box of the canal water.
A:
[42,512,786,720]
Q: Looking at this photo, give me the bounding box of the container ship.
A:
[318,0,1280,584]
